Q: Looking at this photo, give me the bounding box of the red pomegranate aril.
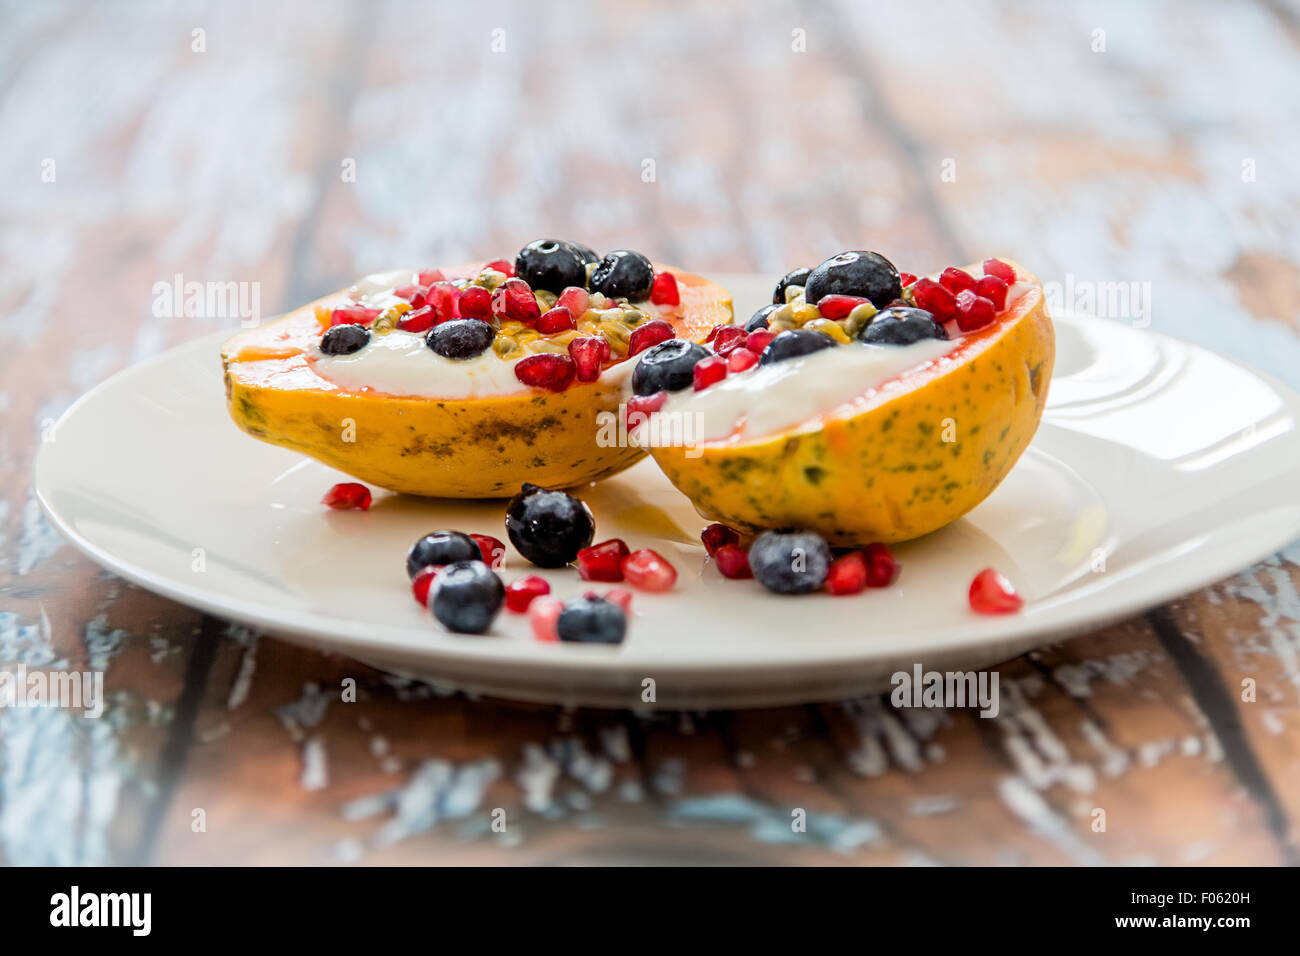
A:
[969,567,1024,614]
[569,335,611,383]
[622,548,677,592]
[975,275,1009,312]
[649,271,680,307]
[982,258,1016,284]
[628,319,675,356]
[745,329,775,354]
[330,306,380,327]
[458,285,493,320]
[427,281,462,320]
[816,294,870,320]
[417,269,446,287]
[954,290,997,332]
[727,347,759,373]
[485,258,514,277]
[394,284,419,301]
[514,353,576,391]
[505,574,550,613]
[529,596,565,641]
[701,523,740,556]
[555,286,590,317]
[909,278,956,321]
[826,552,869,595]
[625,390,667,431]
[710,325,747,356]
[899,272,918,287]
[693,355,728,391]
[940,267,977,295]
[863,542,900,587]
[537,306,575,335]
[411,565,442,608]
[470,533,507,570]
[578,538,630,582]
[321,481,372,511]
[605,587,634,615]
[397,305,436,334]
[714,544,753,579]
[492,277,541,324]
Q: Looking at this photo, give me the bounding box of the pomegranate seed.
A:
[514,353,576,391]
[555,286,590,317]
[411,565,442,607]
[568,335,611,383]
[537,306,575,335]
[605,587,634,614]
[505,575,550,612]
[625,390,667,431]
[710,325,747,356]
[975,275,1009,311]
[485,258,514,277]
[705,325,721,344]
[470,533,507,570]
[397,305,436,334]
[321,482,372,510]
[622,548,677,592]
[693,355,728,390]
[863,542,900,587]
[529,596,565,641]
[969,567,1024,614]
[910,278,956,321]
[816,294,870,320]
[701,523,740,555]
[578,539,629,581]
[727,347,759,373]
[714,544,753,579]
[982,258,1016,284]
[458,285,493,320]
[954,290,997,332]
[330,306,380,326]
[394,284,419,301]
[418,269,445,286]
[628,319,675,356]
[427,281,462,320]
[899,272,918,287]
[826,552,868,595]
[649,271,681,306]
[492,277,541,324]
[745,329,775,354]
[940,267,977,295]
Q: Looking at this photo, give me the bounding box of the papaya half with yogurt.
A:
[638,254,1053,545]
[222,242,732,498]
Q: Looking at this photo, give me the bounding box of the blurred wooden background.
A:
[1,0,1299,865]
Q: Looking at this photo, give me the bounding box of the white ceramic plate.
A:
[35,277,1300,708]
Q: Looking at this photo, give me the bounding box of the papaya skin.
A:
[646,261,1054,545]
[222,262,732,498]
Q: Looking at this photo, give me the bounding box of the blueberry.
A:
[569,241,600,265]
[631,339,710,395]
[804,251,901,308]
[427,319,495,360]
[406,530,481,579]
[320,323,370,355]
[749,530,832,594]
[859,306,948,346]
[746,304,778,332]
[430,561,505,634]
[589,250,655,300]
[504,483,595,568]
[515,239,590,293]
[556,596,627,644]
[772,267,813,305]
[758,328,837,366]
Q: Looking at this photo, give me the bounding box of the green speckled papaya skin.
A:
[648,262,1054,545]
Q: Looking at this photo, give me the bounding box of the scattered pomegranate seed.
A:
[693,355,728,391]
[815,294,870,320]
[705,325,721,343]
[485,258,514,277]
[578,539,630,582]
[505,575,550,612]
[622,548,677,592]
[701,523,740,555]
[714,544,753,579]
[514,353,576,391]
[556,286,590,317]
[625,390,667,430]
[569,335,611,383]
[537,306,575,334]
[394,284,419,301]
[710,325,747,356]
[863,542,900,587]
[899,272,918,287]
[492,277,541,324]
[826,552,869,595]
[982,258,1016,284]
[940,267,977,295]
[427,281,462,320]
[458,285,493,320]
[330,306,380,327]
[411,565,442,607]
[628,319,675,356]
[745,329,775,354]
[529,596,565,641]
[605,587,634,615]
[470,533,507,569]
[975,275,1009,311]
[397,305,436,334]
[727,347,759,373]
[969,567,1024,614]
[418,269,445,286]
[910,278,956,321]
[954,290,997,331]
[649,271,680,307]
[321,482,371,511]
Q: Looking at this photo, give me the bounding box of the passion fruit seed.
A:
[504,483,595,568]
[320,323,370,355]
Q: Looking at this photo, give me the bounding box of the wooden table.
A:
[3,0,1299,866]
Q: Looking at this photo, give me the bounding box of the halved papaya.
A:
[642,260,1054,544]
[222,261,732,498]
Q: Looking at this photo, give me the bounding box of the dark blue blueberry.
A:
[569,241,600,265]
[758,328,837,366]
[430,561,505,634]
[772,267,813,305]
[804,251,900,308]
[426,319,495,359]
[748,530,832,594]
[589,250,655,300]
[515,239,590,293]
[746,304,778,332]
[406,530,481,579]
[859,306,948,345]
[557,596,627,644]
[320,323,370,355]
[631,339,710,395]
[504,483,595,568]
